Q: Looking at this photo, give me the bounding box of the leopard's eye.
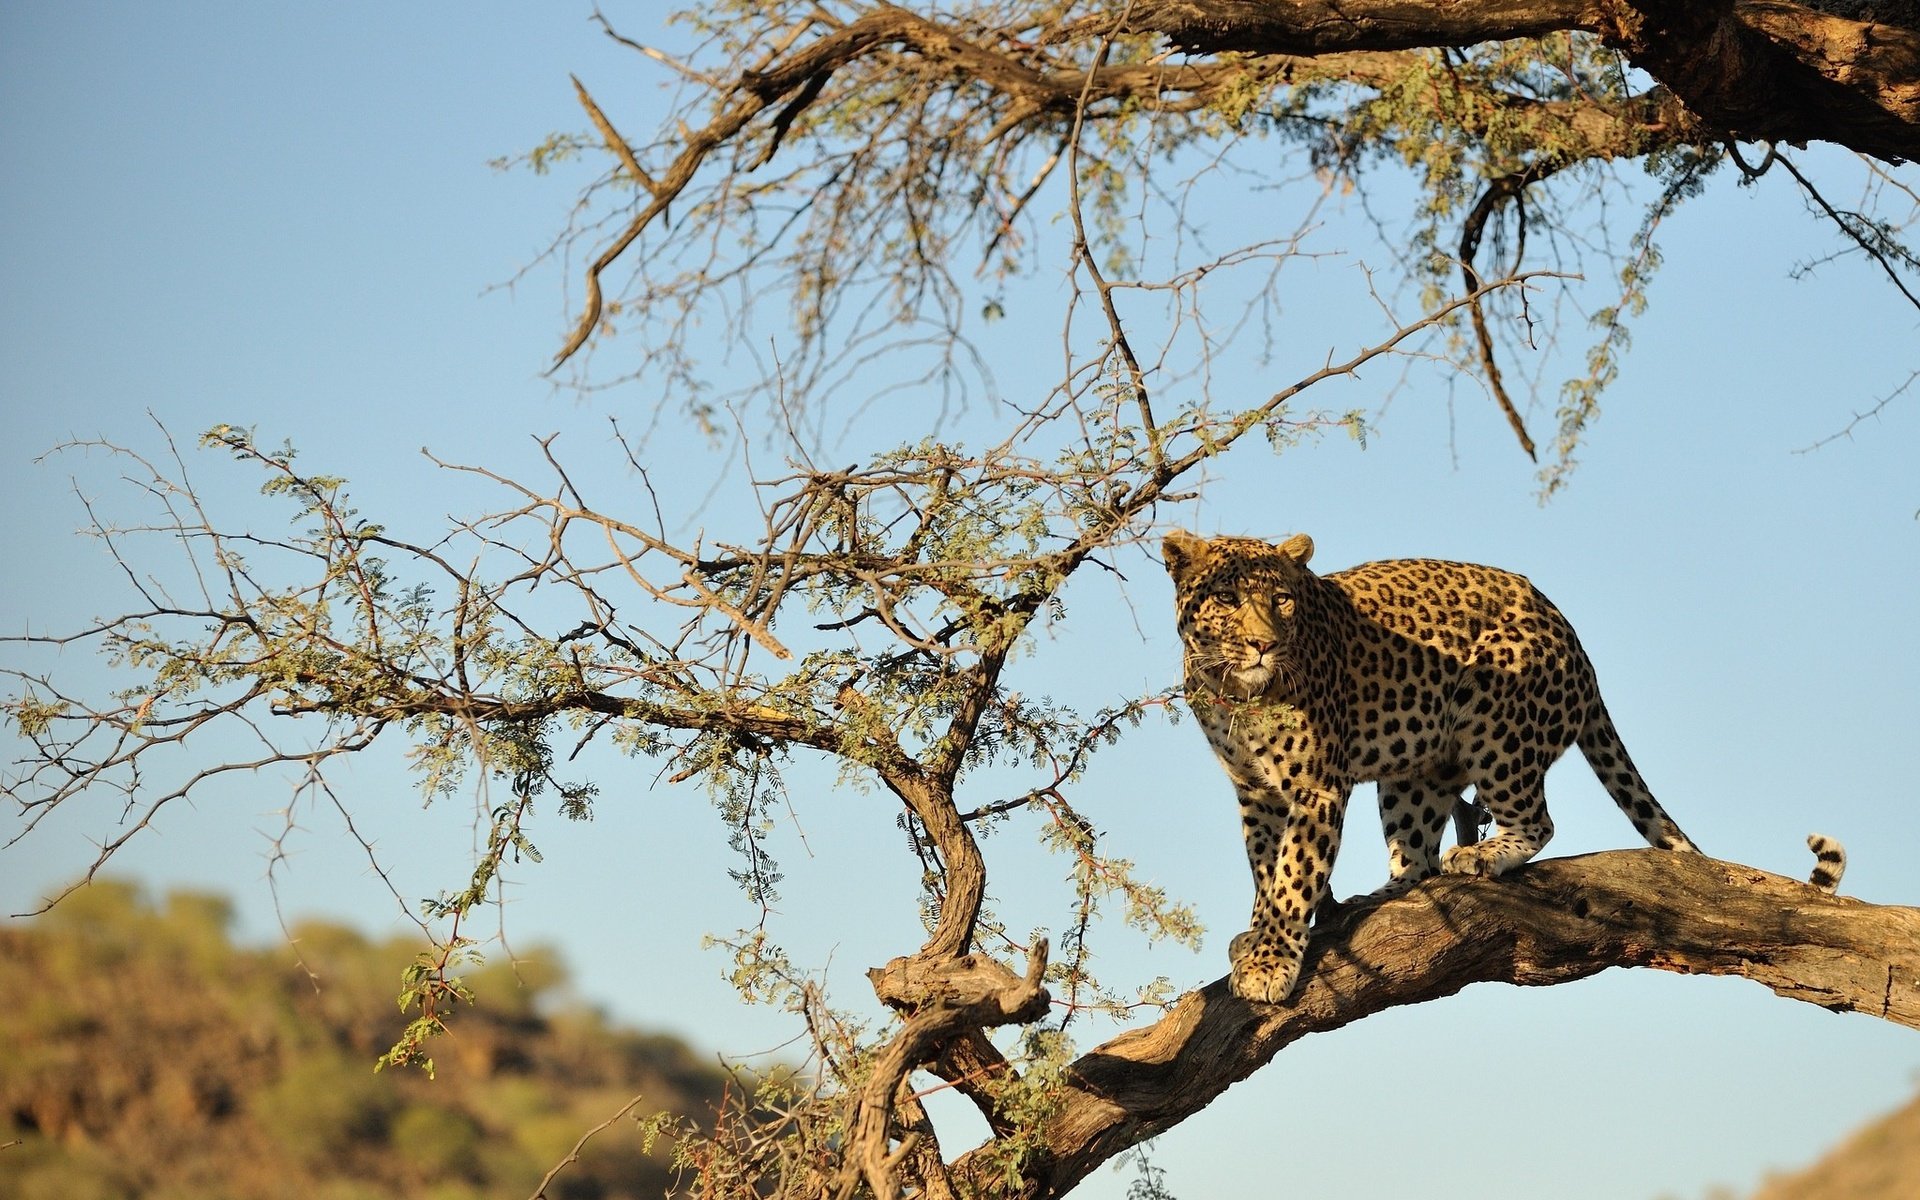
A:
[1204,586,1238,607]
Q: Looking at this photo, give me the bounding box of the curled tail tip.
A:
[1805,832,1846,894]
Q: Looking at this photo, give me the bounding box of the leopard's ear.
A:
[1162,530,1210,582]
[1278,533,1314,564]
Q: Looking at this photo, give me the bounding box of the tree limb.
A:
[950,849,1919,1197]
[848,941,1053,1200]
[1133,0,1920,162]
[1459,160,1563,460]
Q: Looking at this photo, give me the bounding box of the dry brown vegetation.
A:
[1748,1088,1920,1200]
[0,881,729,1200]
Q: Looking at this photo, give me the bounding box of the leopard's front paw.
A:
[1227,940,1303,1005]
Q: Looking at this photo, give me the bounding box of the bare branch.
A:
[1458,161,1562,460]
[529,1092,652,1200]
[1778,149,1920,310]
[572,74,658,196]
[1797,366,1920,451]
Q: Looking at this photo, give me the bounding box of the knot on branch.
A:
[867,938,1052,1026]
[841,942,1051,1200]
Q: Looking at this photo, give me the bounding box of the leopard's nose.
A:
[1244,638,1275,656]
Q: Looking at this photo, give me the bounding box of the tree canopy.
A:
[5,4,1918,1199]
[527,0,1918,490]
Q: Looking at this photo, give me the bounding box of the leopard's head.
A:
[1163,530,1316,699]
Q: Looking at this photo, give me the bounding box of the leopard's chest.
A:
[1193,698,1330,791]
[1192,642,1463,787]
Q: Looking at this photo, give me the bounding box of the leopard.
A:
[1165,529,1841,1007]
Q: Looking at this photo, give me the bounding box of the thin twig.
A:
[1778,151,1920,311]
[527,1092,652,1200]
[572,75,658,195]
[1459,162,1562,461]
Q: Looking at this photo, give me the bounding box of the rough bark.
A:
[945,848,1919,1197]
[850,944,1053,1200]
[1132,0,1920,161]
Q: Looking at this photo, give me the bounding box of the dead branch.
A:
[951,849,1919,1197]
[528,1092,651,1200]
[1458,161,1561,460]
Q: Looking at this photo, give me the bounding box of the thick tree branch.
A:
[1134,0,1920,161]
[949,849,1919,1197]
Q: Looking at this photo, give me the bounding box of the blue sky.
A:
[3,6,1917,1199]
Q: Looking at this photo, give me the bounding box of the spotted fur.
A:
[1166,530,1703,1004]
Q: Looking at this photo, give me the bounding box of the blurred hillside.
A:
[1747,1088,1920,1200]
[0,881,730,1200]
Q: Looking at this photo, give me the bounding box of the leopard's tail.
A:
[1582,709,1845,890]
[1805,833,1846,894]
[1576,703,1703,855]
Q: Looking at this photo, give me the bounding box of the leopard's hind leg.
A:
[1440,771,1555,878]
[1364,774,1461,899]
